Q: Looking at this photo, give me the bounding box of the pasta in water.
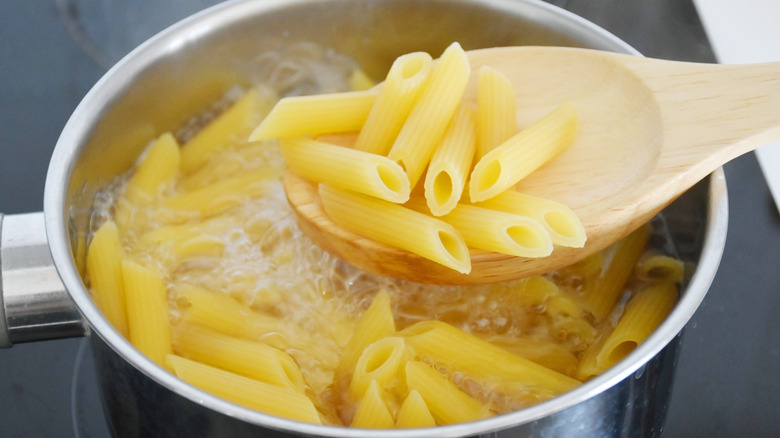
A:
[85,42,681,427]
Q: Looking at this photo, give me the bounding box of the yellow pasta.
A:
[581,225,651,321]
[485,335,578,377]
[335,290,396,380]
[349,68,377,91]
[350,380,395,428]
[401,320,581,395]
[248,89,378,141]
[166,354,321,424]
[172,323,305,391]
[469,103,579,202]
[423,104,476,216]
[159,171,275,223]
[388,42,470,188]
[395,389,436,428]
[404,360,486,425]
[475,189,586,248]
[121,259,172,370]
[354,51,433,155]
[408,199,552,258]
[349,337,407,400]
[86,220,129,338]
[319,184,471,274]
[181,88,275,173]
[281,137,410,203]
[124,132,181,201]
[636,254,685,284]
[477,65,518,158]
[175,283,284,348]
[578,283,678,380]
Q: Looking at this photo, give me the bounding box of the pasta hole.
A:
[438,231,469,266]
[376,164,405,195]
[433,171,453,206]
[507,225,546,249]
[544,211,578,237]
[400,57,427,79]
[607,341,638,365]
[475,160,501,193]
[364,343,396,373]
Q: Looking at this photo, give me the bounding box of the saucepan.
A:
[0,0,727,436]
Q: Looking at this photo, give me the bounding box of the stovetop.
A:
[1,1,779,437]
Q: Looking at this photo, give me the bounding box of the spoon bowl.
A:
[285,46,780,284]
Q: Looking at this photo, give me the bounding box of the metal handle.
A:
[0,212,85,347]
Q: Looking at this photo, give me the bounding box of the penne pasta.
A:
[319,184,471,274]
[469,103,579,202]
[181,87,275,173]
[388,42,471,188]
[349,68,377,91]
[404,360,486,425]
[485,335,579,377]
[172,323,306,392]
[581,225,651,321]
[476,65,518,158]
[122,259,173,370]
[474,189,586,248]
[281,137,410,203]
[248,89,378,141]
[423,105,477,216]
[395,389,436,428]
[355,51,433,155]
[636,253,685,284]
[335,290,396,380]
[166,354,322,424]
[124,132,181,201]
[406,199,552,258]
[578,283,678,380]
[350,380,395,428]
[86,220,129,338]
[349,337,407,400]
[401,320,581,395]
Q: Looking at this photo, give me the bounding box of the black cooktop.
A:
[1,1,778,437]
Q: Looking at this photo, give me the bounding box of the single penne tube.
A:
[125,132,181,201]
[86,220,129,338]
[122,259,173,370]
[407,199,552,258]
[395,389,436,428]
[388,42,471,188]
[350,380,395,429]
[423,105,477,216]
[598,283,678,369]
[166,354,322,424]
[281,137,410,203]
[477,65,518,158]
[181,87,276,173]
[248,89,378,141]
[335,290,396,380]
[349,337,407,400]
[319,184,471,274]
[401,320,581,394]
[469,103,579,202]
[404,360,486,425]
[175,283,285,348]
[172,322,305,392]
[635,253,685,284]
[355,51,433,155]
[581,225,651,321]
[485,335,579,377]
[159,171,275,223]
[577,283,678,380]
[181,88,277,173]
[474,189,586,248]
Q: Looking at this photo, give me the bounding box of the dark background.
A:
[1,1,778,437]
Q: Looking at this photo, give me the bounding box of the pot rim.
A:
[43,0,728,436]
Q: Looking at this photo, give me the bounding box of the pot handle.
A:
[0,212,85,347]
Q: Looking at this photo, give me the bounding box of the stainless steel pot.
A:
[0,0,728,436]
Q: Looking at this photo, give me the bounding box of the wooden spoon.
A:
[284,46,780,285]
